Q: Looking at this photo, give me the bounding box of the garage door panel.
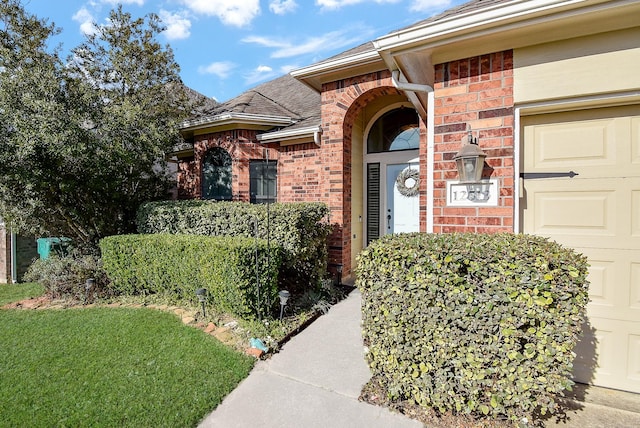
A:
[577,248,637,321]
[530,189,614,236]
[526,119,616,169]
[575,319,640,391]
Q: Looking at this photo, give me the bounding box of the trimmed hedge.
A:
[136,200,330,291]
[100,234,281,319]
[356,233,589,422]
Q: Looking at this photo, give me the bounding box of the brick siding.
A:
[433,50,514,232]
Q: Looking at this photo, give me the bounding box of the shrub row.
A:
[356,232,589,422]
[100,234,281,319]
[136,200,331,292]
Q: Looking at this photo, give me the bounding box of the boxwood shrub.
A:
[356,233,589,422]
[100,234,281,319]
[136,200,330,292]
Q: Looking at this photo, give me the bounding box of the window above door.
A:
[367,108,419,154]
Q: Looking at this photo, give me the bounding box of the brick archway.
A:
[320,71,407,278]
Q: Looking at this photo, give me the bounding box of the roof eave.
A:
[290,50,385,91]
[257,125,323,146]
[180,112,295,132]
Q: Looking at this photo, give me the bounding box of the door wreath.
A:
[395,167,420,197]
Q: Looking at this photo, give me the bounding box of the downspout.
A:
[314,127,322,146]
[10,227,17,284]
[391,70,435,233]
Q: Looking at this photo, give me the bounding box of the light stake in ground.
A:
[196,288,207,318]
[278,290,290,320]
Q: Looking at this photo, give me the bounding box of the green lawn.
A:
[0,292,254,427]
[0,282,45,306]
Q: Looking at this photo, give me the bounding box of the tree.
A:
[0,1,197,248]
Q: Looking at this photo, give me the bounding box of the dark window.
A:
[202,147,232,200]
[250,160,277,204]
[367,108,420,153]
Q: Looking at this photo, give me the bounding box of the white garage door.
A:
[521,105,640,393]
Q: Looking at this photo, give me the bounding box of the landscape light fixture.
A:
[453,130,487,183]
[278,290,290,321]
[196,288,207,318]
[85,278,95,303]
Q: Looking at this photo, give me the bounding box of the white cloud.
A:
[269,0,298,14]
[181,0,260,27]
[409,0,452,12]
[244,65,278,85]
[280,64,299,73]
[242,29,369,59]
[159,10,191,40]
[72,7,97,35]
[198,61,237,79]
[101,0,145,5]
[315,0,400,10]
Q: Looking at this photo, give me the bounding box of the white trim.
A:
[374,0,605,53]
[426,90,435,233]
[10,227,17,284]
[514,109,521,234]
[290,50,381,80]
[257,125,322,144]
[180,112,294,132]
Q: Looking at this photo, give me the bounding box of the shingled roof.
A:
[185,0,501,134]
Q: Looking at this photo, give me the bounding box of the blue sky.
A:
[23,0,466,102]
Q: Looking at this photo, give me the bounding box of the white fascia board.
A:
[180,113,294,131]
[257,125,321,143]
[374,0,591,52]
[290,50,381,79]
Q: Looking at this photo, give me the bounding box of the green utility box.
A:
[36,237,71,260]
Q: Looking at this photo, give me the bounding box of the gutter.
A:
[391,70,435,233]
[257,125,323,146]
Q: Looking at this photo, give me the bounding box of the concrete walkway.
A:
[198,289,421,428]
[198,289,640,428]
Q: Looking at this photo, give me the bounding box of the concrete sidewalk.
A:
[198,289,421,428]
[198,289,640,428]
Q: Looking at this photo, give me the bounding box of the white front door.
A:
[386,161,420,234]
[365,151,420,244]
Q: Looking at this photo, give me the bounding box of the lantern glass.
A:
[455,154,486,182]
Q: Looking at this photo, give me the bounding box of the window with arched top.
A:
[202,147,232,200]
[367,108,420,153]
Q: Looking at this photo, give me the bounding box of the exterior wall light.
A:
[453,131,487,183]
[278,290,290,320]
[196,288,207,318]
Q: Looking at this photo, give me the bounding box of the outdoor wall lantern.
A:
[453,131,487,183]
[278,290,290,320]
[196,288,207,318]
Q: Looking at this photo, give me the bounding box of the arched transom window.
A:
[367,108,420,153]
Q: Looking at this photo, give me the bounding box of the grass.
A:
[0,299,254,427]
[0,282,45,306]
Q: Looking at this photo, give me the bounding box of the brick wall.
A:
[432,50,514,233]
[321,70,406,274]
[177,130,278,201]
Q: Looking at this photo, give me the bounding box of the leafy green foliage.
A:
[100,234,282,319]
[136,200,331,292]
[24,251,111,302]
[0,307,253,427]
[356,233,589,422]
[0,1,200,248]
